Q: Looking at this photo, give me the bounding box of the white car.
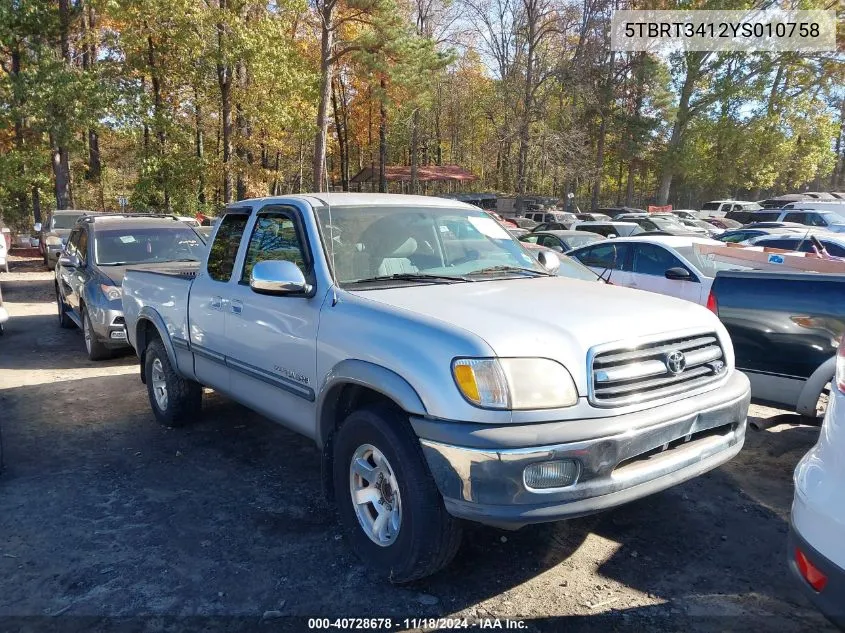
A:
[747,233,845,257]
[568,235,750,305]
[700,199,762,217]
[790,335,845,627]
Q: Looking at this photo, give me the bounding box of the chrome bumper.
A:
[418,371,750,528]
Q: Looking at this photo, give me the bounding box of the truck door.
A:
[188,210,250,394]
[629,243,701,304]
[224,203,321,437]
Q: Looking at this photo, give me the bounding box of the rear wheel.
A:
[56,285,74,329]
[143,339,202,427]
[83,308,112,361]
[332,403,462,583]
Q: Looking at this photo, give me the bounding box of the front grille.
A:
[590,333,727,406]
[613,423,735,473]
[112,316,125,325]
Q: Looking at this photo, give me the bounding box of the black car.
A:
[716,226,807,243]
[531,221,569,232]
[596,206,647,219]
[520,230,606,253]
[55,215,206,360]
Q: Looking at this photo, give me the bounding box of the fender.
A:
[135,306,179,373]
[316,359,427,448]
[796,356,836,418]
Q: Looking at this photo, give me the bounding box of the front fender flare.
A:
[796,356,836,417]
[316,359,427,448]
[135,306,179,371]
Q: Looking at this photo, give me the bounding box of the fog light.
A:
[523,460,580,489]
[110,330,127,340]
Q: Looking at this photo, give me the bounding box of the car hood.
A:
[353,277,722,389]
[100,260,199,286]
[47,228,72,242]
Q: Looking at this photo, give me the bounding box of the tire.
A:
[56,285,74,329]
[332,403,462,583]
[82,308,112,361]
[143,338,202,428]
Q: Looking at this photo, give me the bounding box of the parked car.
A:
[703,217,742,230]
[670,210,699,220]
[511,216,539,229]
[575,212,612,222]
[176,216,201,227]
[56,215,206,360]
[507,227,531,238]
[38,210,97,270]
[740,209,845,232]
[522,210,577,225]
[790,334,845,627]
[616,213,697,235]
[521,244,605,282]
[747,233,845,257]
[0,231,7,273]
[702,200,762,220]
[520,230,606,253]
[122,193,750,582]
[596,206,647,219]
[782,201,845,215]
[569,235,751,305]
[710,270,845,421]
[717,226,809,243]
[574,221,643,238]
[760,193,827,208]
[531,221,569,232]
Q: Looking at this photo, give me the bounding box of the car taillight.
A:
[795,547,828,592]
[706,289,718,314]
[836,336,845,393]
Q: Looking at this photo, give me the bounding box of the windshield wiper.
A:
[348,273,473,285]
[468,265,552,277]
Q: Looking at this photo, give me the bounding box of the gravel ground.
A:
[0,258,835,632]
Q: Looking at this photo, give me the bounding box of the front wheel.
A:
[83,308,112,361]
[332,403,462,583]
[143,339,202,427]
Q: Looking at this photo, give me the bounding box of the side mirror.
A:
[665,266,691,281]
[250,260,310,295]
[537,250,561,273]
[34,223,42,232]
[58,253,80,269]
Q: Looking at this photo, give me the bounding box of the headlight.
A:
[100,284,122,302]
[46,235,62,247]
[452,358,578,410]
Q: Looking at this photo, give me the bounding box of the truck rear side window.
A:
[207,214,249,282]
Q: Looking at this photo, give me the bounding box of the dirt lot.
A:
[0,258,835,632]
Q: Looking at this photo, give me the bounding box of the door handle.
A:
[210,296,223,310]
[230,300,243,315]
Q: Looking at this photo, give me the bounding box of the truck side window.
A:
[240,211,310,284]
[207,214,249,282]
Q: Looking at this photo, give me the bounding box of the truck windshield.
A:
[316,205,545,286]
[95,227,204,265]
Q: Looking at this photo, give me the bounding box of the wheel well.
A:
[319,384,404,503]
[136,319,161,384]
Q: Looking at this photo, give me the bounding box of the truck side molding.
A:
[317,359,427,447]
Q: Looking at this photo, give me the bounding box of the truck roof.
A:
[227,193,479,210]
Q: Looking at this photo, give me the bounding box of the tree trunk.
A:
[216,0,233,202]
[32,186,41,225]
[331,76,349,191]
[831,100,845,189]
[378,77,388,193]
[82,1,102,183]
[313,3,334,192]
[625,161,635,207]
[52,0,73,209]
[516,0,537,195]
[410,109,419,194]
[194,87,206,206]
[235,59,250,201]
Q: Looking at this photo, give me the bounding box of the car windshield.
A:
[51,214,85,229]
[676,246,754,276]
[701,202,721,211]
[94,227,205,265]
[315,205,545,286]
[556,255,600,281]
[563,234,604,249]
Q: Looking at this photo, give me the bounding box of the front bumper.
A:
[416,370,750,528]
[88,304,129,349]
[788,522,845,628]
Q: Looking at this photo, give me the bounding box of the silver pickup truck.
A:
[122,193,751,582]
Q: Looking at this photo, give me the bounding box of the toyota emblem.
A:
[665,350,686,375]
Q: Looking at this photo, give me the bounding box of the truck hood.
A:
[103,260,199,286]
[353,277,721,391]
